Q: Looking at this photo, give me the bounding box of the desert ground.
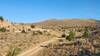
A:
[0,18,100,56]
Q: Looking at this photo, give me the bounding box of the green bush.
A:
[0,16,4,21]
[82,27,91,38]
[0,27,6,32]
[66,30,75,41]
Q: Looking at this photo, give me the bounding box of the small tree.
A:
[0,16,4,21]
[66,30,75,41]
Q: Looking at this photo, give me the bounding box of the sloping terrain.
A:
[36,19,97,27]
[21,35,100,56]
[0,29,60,56]
[18,38,59,56]
[0,19,100,56]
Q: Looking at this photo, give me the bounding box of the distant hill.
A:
[35,19,98,27]
[0,18,99,30]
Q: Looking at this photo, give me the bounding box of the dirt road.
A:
[18,38,58,56]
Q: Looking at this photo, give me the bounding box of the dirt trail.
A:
[18,38,58,56]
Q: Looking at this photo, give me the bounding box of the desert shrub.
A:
[31,25,35,28]
[37,30,43,34]
[77,29,82,32]
[82,27,91,38]
[6,47,21,56]
[61,33,66,37]
[32,30,43,35]
[66,30,75,41]
[0,27,6,32]
[32,31,38,35]
[87,26,96,31]
[28,28,31,31]
[21,30,26,33]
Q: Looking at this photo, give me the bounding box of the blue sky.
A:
[0,0,100,23]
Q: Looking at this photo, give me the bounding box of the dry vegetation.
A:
[0,30,59,56]
[0,18,100,56]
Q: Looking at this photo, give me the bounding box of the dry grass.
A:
[0,30,57,56]
[0,19,99,56]
[31,36,100,56]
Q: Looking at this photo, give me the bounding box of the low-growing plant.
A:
[6,47,21,56]
[0,27,6,32]
[82,27,91,38]
[37,30,43,35]
[61,33,66,37]
[21,30,26,33]
[32,30,43,35]
[31,25,35,28]
[66,30,75,41]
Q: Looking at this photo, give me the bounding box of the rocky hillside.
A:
[35,19,98,29]
[0,18,33,32]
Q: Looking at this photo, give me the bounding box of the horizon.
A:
[2,18,100,24]
[0,0,100,23]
